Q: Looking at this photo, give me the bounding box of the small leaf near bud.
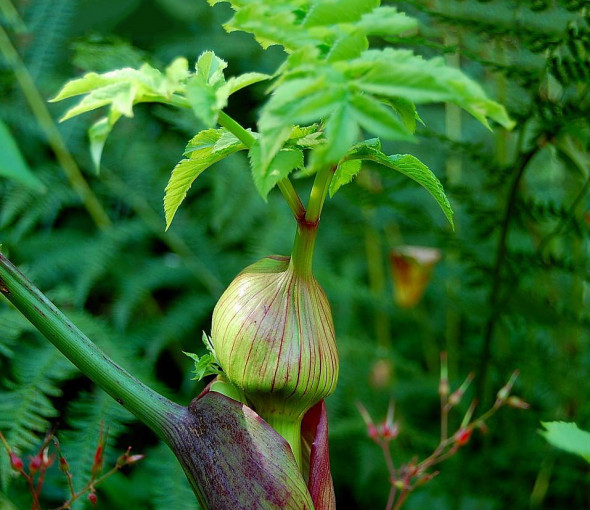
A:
[506,396,530,410]
[116,447,145,468]
[9,452,23,472]
[497,370,519,402]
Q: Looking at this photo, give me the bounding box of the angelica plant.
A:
[0,0,512,508]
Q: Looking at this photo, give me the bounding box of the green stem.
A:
[264,415,302,469]
[217,111,256,147]
[277,178,306,220]
[289,165,334,278]
[305,165,334,225]
[216,111,305,220]
[290,222,318,278]
[0,254,181,438]
[0,23,112,230]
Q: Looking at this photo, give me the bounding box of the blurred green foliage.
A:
[0,0,588,509]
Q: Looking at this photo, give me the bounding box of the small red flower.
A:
[29,452,43,473]
[454,428,472,446]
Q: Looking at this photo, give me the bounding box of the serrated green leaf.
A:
[223,72,271,95]
[345,141,454,228]
[59,81,135,121]
[357,6,418,38]
[195,51,227,85]
[386,97,422,134]
[186,51,230,126]
[51,57,191,176]
[165,57,190,83]
[186,77,225,127]
[287,125,324,148]
[50,72,114,102]
[304,0,379,27]
[326,31,368,62]
[250,144,304,199]
[350,93,414,141]
[347,49,514,129]
[0,119,45,192]
[212,129,249,153]
[329,159,362,197]
[311,102,358,168]
[225,5,307,51]
[164,129,245,228]
[541,422,590,463]
[182,351,221,381]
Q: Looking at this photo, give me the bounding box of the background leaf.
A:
[0,120,45,191]
[541,422,590,463]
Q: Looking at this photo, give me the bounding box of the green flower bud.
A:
[211,255,339,462]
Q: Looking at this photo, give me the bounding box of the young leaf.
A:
[185,51,228,127]
[541,422,590,463]
[249,143,304,199]
[183,351,221,381]
[329,159,362,197]
[51,58,190,169]
[164,129,245,229]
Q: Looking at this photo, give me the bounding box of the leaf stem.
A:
[305,165,335,225]
[289,165,335,277]
[216,111,305,219]
[0,254,182,439]
[277,178,306,220]
[217,111,256,147]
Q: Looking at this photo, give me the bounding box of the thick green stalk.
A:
[289,165,334,278]
[265,416,303,469]
[0,254,180,438]
[290,222,318,278]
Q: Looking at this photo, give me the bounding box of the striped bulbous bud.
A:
[211,255,339,451]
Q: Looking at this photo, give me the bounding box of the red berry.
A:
[88,491,98,506]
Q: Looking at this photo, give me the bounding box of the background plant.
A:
[0,0,588,509]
